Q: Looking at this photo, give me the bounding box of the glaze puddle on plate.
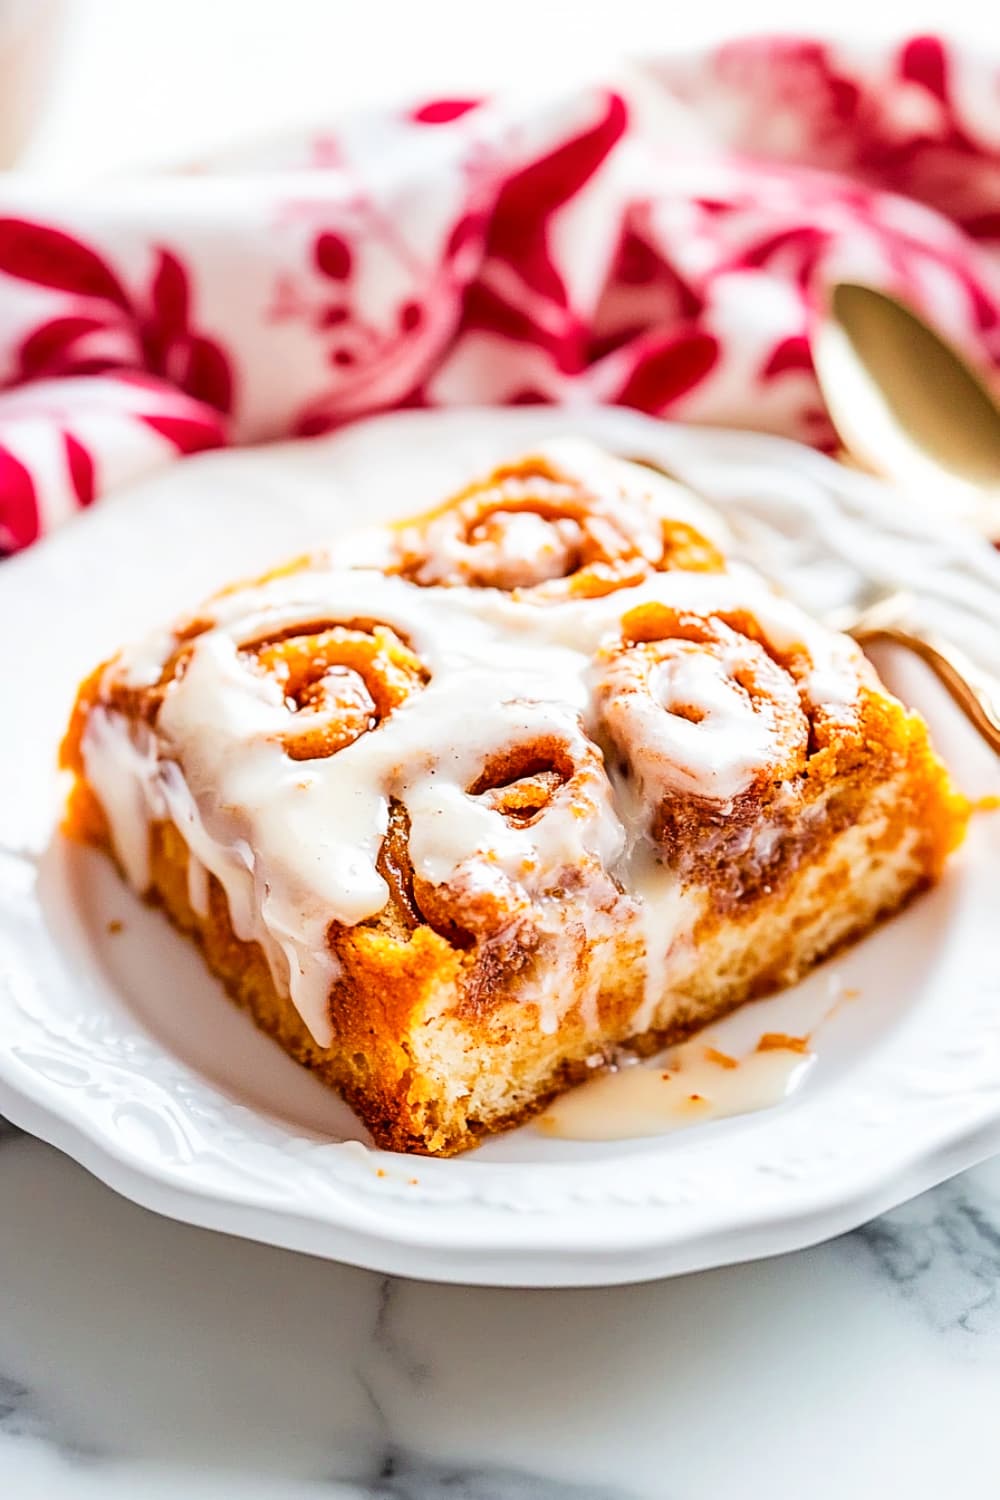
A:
[534,973,858,1142]
[537,1035,816,1141]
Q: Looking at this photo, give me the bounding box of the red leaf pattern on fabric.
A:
[899,35,950,100]
[964,212,1000,242]
[63,430,95,506]
[617,231,664,287]
[314,233,353,281]
[0,220,131,308]
[411,100,480,125]
[444,213,486,262]
[150,249,190,343]
[179,335,234,416]
[131,248,235,416]
[761,335,814,379]
[616,332,720,412]
[461,281,587,375]
[15,315,109,381]
[398,300,423,332]
[295,411,335,438]
[740,227,828,288]
[484,91,628,303]
[141,414,227,454]
[966,279,999,334]
[320,305,350,329]
[0,445,39,551]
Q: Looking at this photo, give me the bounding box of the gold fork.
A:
[829,590,1000,753]
[627,456,1000,754]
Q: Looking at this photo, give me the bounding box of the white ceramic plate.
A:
[2,406,999,1287]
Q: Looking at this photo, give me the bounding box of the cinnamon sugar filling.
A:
[594,603,886,912]
[241,618,429,761]
[390,451,724,598]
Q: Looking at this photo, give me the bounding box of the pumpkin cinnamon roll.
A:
[374,720,631,1038]
[385,439,725,600]
[593,599,963,912]
[241,618,428,761]
[62,441,967,1156]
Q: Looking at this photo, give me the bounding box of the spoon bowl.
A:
[816,282,1000,537]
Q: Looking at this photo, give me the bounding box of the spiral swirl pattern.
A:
[391,450,724,600]
[595,605,812,806]
[243,619,429,761]
[589,602,868,906]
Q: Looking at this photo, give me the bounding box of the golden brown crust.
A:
[62,663,967,1156]
[63,773,952,1155]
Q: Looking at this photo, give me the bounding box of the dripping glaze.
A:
[79,443,869,1048]
[535,971,863,1141]
[536,1033,816,1141]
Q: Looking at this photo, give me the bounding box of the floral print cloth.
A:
[1,33,997,552]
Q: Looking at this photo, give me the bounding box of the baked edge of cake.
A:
[61,724,965,1156]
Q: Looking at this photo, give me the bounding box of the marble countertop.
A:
[3,1112,1000,1499]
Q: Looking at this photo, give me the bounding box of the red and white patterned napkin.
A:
[1,33,997,554]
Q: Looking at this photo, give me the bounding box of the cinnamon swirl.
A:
[381,441,726,598]
[62,441,967,1155]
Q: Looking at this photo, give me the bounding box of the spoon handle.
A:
[848,617,1000,753]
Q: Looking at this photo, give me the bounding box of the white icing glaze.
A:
[628,847,702,1036]
[81,710,162,891]
[185,853,209,919]
[536,1033,816,1141]
[530,439,732,551]
[408,476,602,590]
[78,442,870,1047]
[536,962,865,1142]
[337,438,731,585]
[603,645,790,804]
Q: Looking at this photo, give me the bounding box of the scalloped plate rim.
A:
[1,404,998,1286]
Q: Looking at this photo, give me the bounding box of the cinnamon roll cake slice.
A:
[61,442,968,1155]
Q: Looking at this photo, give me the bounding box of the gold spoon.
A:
[815,282,1000,541]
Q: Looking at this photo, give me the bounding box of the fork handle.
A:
[849,622,1000,753]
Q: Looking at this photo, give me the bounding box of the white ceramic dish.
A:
[1,406,999,1287]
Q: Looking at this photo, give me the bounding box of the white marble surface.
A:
[4,1112,1000,1498]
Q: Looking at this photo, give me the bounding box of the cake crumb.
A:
[107,919,123,935]
[757,1032,810,1054]
[408,1177,419,1186]
[972,793,1000,815]
[704,1046,738,1070]
[376,1168,387,1178]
